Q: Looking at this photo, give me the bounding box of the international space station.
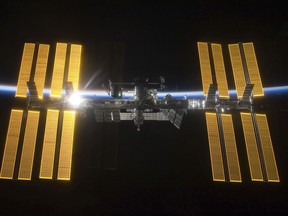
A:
[0,41,280,183]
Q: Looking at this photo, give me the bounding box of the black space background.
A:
[1,1,288,215]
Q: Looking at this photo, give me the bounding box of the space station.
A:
[0,41,279,183]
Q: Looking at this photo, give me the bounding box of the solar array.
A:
[198,42,279,182]
[0,43,81,180]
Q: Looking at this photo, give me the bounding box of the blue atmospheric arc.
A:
[1,84,288,99]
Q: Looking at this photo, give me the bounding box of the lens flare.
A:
[67,94,83,106]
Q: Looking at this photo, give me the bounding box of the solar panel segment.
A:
[243,43,264,97]
[256,114,279,182]
[18,110,40,180]
[0,109,23,179]
[241,113,263,180]
[57,111,76,180]
[228,44,247,99]
[211,43,229,98]
[50,43,67,98]
[221,114,241,182]
[16,43,35,98]
[33,44,50,99]
[205,112,225,181]
[197,42,213,97]
[40,109,59,179]
[67,44,82,92]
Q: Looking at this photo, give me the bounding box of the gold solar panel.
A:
[18,111,40,180]
[240,112,263,181]
[57,111,76,180]
[0,109,23,179]
[243,43,264,97]
[40,109,59,179]
[198,42,213,96]
[256,114,279,182]
[50,43,67,98]
[205,112,225,181]
[67,44,82,91]
[16,43,35,98]
[211,44,229,98]
[221,114,241,182]
[34,44,50,99]
[228,44,247,99]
